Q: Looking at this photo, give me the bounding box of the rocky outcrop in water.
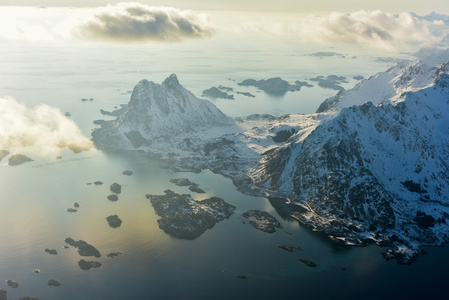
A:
[242,210,282,233]
[47,279,61,287]
[106,215,122,228]
[238,77,312,95]
[78,259,102,270]
[65,238,101,258]
[110,183,121,194]
[8,154,33,166]
[146,190,235,239]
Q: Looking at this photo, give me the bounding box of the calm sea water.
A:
[1,150,449,299]
[1,33,447,299]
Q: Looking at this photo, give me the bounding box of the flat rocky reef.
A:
[146,189,236,239]
[242,210,282,233]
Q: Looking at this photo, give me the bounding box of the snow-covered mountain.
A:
[92,60,449,263]
[92,74,235,150]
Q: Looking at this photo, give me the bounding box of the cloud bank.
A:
[67,2,215,42]
[246,10,441,50]
[0,3,214,43]
[0,97,94,157]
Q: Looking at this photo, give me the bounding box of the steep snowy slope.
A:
[317,61,447,112]
[252,65,449,262]
[92,74,236,150]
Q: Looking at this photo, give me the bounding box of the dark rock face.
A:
[146,190,235,239]
[124,130,147,148]
[47,279,61,287]
[64,238,101,258]
[413,212,436,229]
[272,129,296,143]
[67,208,78,213]
[78,259,102,270]
[94,181,103,185]
[106,215,122,228]
[19,297,40,300]
[242,210,282,233]
[8,154,33,166]
[110,183,121,194]
[74,202,80,208]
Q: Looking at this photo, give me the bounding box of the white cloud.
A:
[0,3,214,43]
[0,97,94,157]
[245,10,440,50]
[64,2,215,42]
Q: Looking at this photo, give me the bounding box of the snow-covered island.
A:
[92,58,449,264]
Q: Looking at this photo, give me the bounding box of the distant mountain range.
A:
[92,58,449,264]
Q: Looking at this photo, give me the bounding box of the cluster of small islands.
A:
[201,74,364,100]
[0,162,322,299]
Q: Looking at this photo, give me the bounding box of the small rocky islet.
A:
[47,279,61,287]
[242,210,282,233]
[65,238,101,258]
[107,252,122,258]
[5,279,18,288]
[298,258,317,267]
[107,194,119,201]
[44,248,58,255]
[78,259,102,270]
[110,183,121,194]
[277,244,302,252]
[106,215,122,228]
[8,154,33,166]
[146,189,235,239]
[170,178,206,193]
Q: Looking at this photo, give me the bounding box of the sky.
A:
[0,0,448,14]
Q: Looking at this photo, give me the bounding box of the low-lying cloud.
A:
[246,10,442,50]
[67,2,215,42]
[299,11,437,49]
[0,97,94,157]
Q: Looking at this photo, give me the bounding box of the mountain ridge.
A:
[92,61,449,263]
